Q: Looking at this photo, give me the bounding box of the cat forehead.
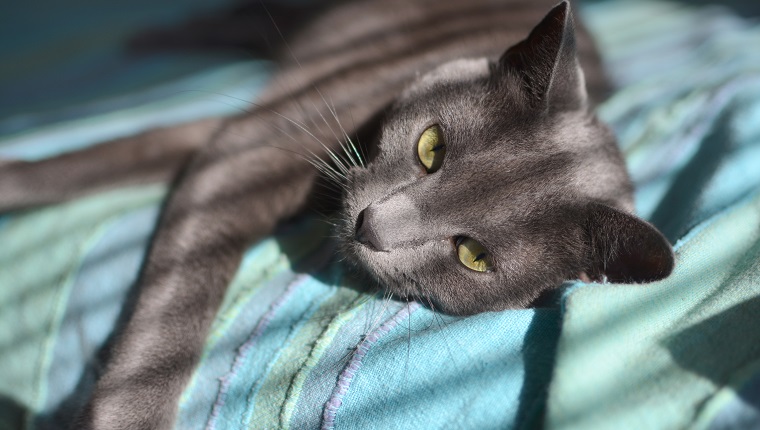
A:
[401,58,490,99]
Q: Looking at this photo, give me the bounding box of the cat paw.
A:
[77,398,176,430]
[75,378,179,430]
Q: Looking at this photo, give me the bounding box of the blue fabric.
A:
[547,2,760,428]
[1,0,759,429]
[0,0,248,132]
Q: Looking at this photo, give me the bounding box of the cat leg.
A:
[77,140,318,430]
[75,45,385,426]
[0,118,222,212]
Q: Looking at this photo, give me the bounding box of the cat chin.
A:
[340,235,506,315]
[340,237,426,301]
[341,226,514,315]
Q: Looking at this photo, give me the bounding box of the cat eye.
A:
[455,237,494,273]
[417,125,445,173]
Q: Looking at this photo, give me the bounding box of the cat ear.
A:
[586,203,674,283]
[498,1,586,110]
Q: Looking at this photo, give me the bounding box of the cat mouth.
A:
[355,238,383,252]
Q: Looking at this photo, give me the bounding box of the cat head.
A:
[338,1,674,315]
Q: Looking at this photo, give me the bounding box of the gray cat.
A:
[0,0,674,428]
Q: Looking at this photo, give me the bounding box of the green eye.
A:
[417,125,445,173]
[456,237,494,273]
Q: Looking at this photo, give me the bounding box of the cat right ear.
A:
[585,203,675,283]
[498,1,587,110]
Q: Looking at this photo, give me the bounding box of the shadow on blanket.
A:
[33,370,94,430]
[0,395,27,430]
[650,107,736,242]
[679,0,760,17]
[666,296,760,407]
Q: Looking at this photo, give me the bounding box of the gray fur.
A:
[339,3,671,315]
[0,1,673,428]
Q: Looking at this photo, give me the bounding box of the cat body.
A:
[0,1,673,428]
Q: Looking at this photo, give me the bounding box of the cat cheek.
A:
[345,165,366,183]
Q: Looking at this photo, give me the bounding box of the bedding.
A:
[1,1,759,428]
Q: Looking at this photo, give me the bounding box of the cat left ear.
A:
[498,1,586,110]
[586,203,675,283]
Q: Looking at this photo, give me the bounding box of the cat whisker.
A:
[364,284,393,336]
[307,90,356,167]
[172,90,342,170]
[307,207,338,223]
[263,142,349,190]
[347,109,369,167]
[256,0,355,173]
[181,89,352,178]
[322,94,364,168]
[167,90,258,117]
[306,152,346,180]
[177,87,360,186]
[403,300,413,386]
[270,144,347,186]
[338,134,363,170]
[312,295,368,375]
[309,182,344,200]
[264,107,353,176]
[181,112,349,195]
[414,282,460,368]
[259,1,363,176]
[297,90,354,173]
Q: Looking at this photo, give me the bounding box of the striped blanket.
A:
[1,1,759,429]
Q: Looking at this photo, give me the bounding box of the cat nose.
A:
[354,193,425,250]
[354,207,386,251]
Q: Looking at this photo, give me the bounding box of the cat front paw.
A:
[76,375,180,430]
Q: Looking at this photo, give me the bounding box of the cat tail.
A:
[0,118,223,212]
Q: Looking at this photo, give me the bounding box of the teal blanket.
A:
[1,1,759,429]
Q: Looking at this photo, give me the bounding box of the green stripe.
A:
[179,240,290,406]
[0,185,164,429]
[27,219,113,430]
[180,218,331,406]
[280,292,368,430]
[246,285,363,429]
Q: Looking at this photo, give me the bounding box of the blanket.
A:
[1,1,758,429]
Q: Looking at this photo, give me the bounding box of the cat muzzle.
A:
[354,193,424,251]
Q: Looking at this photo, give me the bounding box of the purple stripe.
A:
[205,274,310,430]
[321,302,421,430]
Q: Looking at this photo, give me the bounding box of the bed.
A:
[1,0,759,428]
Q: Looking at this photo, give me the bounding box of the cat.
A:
[0,0,674,428]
